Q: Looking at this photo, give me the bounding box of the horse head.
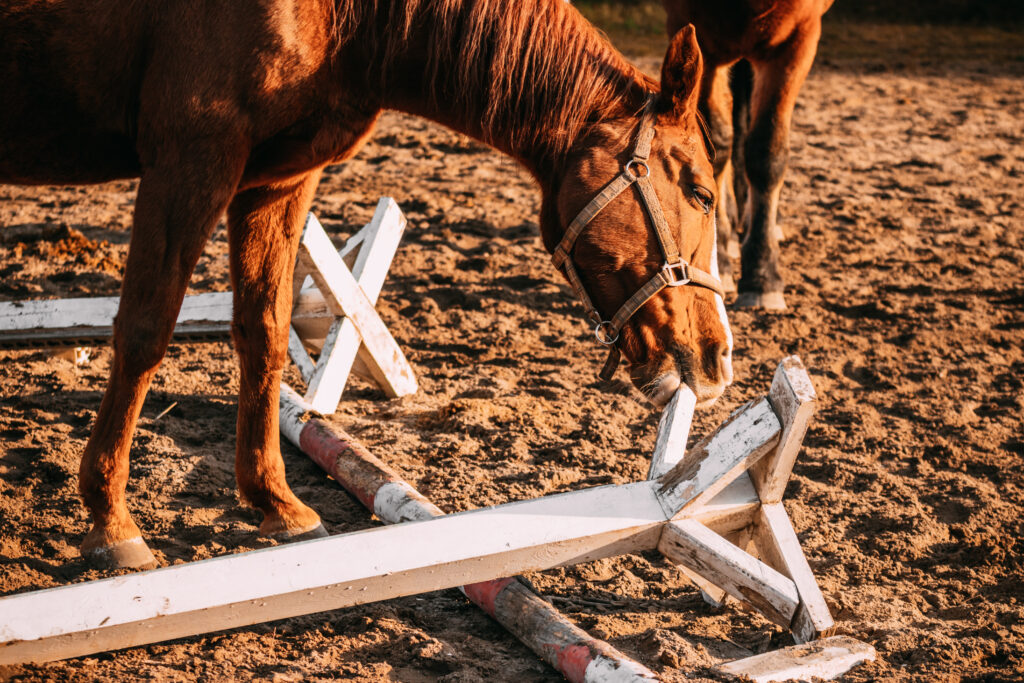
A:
[544,26,732,409]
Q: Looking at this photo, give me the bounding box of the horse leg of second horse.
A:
[227,171,326,540]
[700,63,736,293]
[79,153,243,568]
[736,22,820,310]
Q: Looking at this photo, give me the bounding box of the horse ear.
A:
[660,25,703,118]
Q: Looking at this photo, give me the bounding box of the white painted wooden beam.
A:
[648,385,697,479]
[754,503,835,643]
[0,202,403,355]
[287,327,316,384]
[717,635,876,682]
[0,481,665,665]
[750,356,817,503]
[659,519,799,629]
[689,472,760,536]
[655,397,781,518]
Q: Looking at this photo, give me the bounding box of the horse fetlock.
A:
[257,499,324,539]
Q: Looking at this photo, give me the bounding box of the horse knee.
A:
[231,315,289,370]
[111,313,173,376]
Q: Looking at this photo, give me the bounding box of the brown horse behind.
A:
[664,0,834,308]
[0,0,731,568]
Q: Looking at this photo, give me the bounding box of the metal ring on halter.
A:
[624,159,650,178]
[594,320,619,345]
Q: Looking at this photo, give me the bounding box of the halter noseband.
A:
[550,97,725,381]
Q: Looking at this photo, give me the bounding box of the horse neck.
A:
[349,0,653,181]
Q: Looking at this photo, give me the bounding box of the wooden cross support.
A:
[649,356,835,646]
[0,198,417,414]
[288,203,417,413]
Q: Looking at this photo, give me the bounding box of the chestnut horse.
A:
[663,0,834,308]
[0,0,732,568]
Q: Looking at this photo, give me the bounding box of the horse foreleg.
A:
[226,170,325,540]
[729,58,753,247]
[701,64,737,294]
[79,152,245,568]
[735,21,820,310]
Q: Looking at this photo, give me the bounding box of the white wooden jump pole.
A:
[279,383,658,683]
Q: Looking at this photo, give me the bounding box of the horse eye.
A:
[690,185,714,214]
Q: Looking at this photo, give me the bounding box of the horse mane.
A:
[334,0,656,160]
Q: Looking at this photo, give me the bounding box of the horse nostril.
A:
[717,343,734,385]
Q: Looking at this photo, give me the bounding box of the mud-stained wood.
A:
[754,503,835,643]
[648,385,697,479]
[717,635,876,682]
[656,397,781,517]
[683,523,759,607]
[659,519,799,628]
[750,356,817,503]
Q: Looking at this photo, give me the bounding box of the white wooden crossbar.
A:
[0,482,666,665]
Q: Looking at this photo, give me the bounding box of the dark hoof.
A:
[270,522,329,543]
[84,537,157,570]
[734,291,787,310]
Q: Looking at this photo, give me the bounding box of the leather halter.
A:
[550,98,725,381]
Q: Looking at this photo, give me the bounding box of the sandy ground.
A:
[1,32,1022,683]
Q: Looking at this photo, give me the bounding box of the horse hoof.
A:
[270,522,329,543]
[734,291,787,310]
[84,536,157,570]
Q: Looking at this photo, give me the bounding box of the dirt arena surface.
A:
[1,18,1022,683]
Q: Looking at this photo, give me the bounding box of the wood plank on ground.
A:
[717,635,876,682]
[0,481,665,665]
[749,356,817,504]
[754,503,835,643]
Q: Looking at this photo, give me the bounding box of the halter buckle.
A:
[594,321,619,345]
[662,260,692,287]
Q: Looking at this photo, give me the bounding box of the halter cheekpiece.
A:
[550,96,725,381]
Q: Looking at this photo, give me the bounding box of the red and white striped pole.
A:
[279,384,660,683]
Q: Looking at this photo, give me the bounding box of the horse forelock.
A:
[332,0,655,160]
